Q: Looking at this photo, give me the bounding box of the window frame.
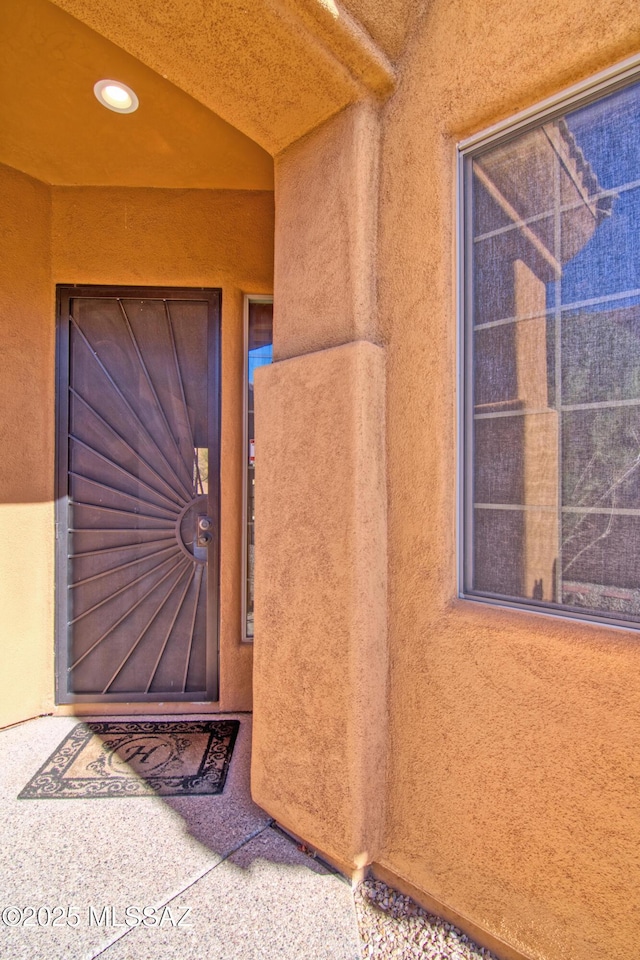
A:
[457,53,640,630]
[241,293,274,643]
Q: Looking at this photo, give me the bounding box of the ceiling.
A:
[0,0,274,189]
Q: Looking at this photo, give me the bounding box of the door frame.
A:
[54,284,222,704]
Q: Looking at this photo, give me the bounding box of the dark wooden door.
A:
[55,286,221,703]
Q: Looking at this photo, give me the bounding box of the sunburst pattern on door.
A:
[56,289,220,702]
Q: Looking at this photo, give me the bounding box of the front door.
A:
[55,286,221,703]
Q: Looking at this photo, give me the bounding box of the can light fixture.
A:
[93,79,139,114]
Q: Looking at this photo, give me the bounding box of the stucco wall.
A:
[252,340,388,873]
[0,163,54,728]
[252,4,640,959]
[273,101,380,361]
[376,4,640,960]
[253,100,391,874]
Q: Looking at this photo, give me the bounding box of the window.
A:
[460,64,640,627]
[242,296,273,641]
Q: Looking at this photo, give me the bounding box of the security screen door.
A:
[55,286,221,703]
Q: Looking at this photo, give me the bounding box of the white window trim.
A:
[456,53,640,632]
[241,294,274,643]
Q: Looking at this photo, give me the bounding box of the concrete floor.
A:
[0,715,362,960]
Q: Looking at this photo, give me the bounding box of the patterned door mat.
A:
[18,720,239,799]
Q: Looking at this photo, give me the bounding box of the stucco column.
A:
[271,100,381,359]
[251,102,388,873]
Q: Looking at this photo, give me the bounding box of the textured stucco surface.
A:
[49,0,393,155]
[274,101,381,361]
[51,187,273,292]
[375,3,640,959]
[342,0,424,61]
[252,341,387,871]
[52,186,274,713]
[1,0,273,190]
[0,163,55,727]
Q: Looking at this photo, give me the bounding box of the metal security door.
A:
[55,286,221,703]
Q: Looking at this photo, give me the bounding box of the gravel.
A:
[353,879,499,960]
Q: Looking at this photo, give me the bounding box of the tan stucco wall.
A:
[273,101,380,361]
[341,0,422,62]
[0,163,55,728]
[0,177,273,726]
[251,4,640,960]
[253,101,389,870]
[252,340,388,873]
[375,4,640,960]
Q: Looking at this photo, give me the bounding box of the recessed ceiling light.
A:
[93,79,139,114]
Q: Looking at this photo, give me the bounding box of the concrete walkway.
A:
[0,715,362,960]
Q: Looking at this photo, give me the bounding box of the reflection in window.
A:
[244,299,273,640]
[463,74,640,624]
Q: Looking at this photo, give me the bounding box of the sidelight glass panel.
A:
[463,73,640,625]
[244,299,273,641]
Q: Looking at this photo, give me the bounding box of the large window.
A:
[461,66,640,626]
[242,297,273,641]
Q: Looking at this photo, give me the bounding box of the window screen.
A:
[462,73,640,625]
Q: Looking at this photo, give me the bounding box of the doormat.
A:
[18,720,239,799]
